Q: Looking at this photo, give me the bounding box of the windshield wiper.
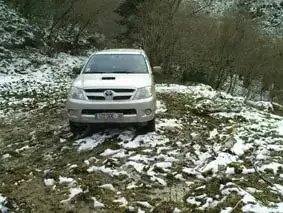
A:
[84,71,133,74]
[110,71,131,73]
[84,71,105,73]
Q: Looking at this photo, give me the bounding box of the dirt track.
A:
[1,86,283,213]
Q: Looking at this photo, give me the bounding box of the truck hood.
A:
[73,73,152,89]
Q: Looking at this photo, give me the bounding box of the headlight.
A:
[68,87,87,100]
[133,86,154,100]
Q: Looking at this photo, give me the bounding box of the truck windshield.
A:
[83,54,148,73]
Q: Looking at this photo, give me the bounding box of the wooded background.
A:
[5,0,283,102]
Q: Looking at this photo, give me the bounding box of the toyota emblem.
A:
[104,90,114,97]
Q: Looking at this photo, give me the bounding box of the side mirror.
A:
[72,65,84,75]
[153,66,162,74]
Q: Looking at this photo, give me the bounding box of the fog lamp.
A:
[145,109,152,115]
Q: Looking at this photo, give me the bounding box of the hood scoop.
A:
[102,77,115,80]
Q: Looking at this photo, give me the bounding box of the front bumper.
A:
[66,96,156,124]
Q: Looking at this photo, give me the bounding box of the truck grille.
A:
[82,109,137,115]
[84,88,135,101]
[85,89,135,93]
[113,96,132,100]
[87,96,105,100]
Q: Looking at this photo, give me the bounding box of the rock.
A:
[98,184,116,191]
[91,197,105,208]
[273,102,283,115]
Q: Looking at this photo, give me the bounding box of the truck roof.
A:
[95,48,145,55]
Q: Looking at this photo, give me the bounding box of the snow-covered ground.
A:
[1,82,283,212]
[69,84,283,212]
[0,52,87,121]
[0,0,90,122]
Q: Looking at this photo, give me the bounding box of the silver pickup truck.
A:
[66,49,159,134]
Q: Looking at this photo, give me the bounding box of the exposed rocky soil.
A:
[1,84,283,213]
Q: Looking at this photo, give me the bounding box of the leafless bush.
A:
[6,0,121,50]
[123,1,282,101]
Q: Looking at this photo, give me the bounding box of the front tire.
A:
[143,118,156,133]
[69,121,86,134]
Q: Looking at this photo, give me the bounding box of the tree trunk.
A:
[49,1,75,35]
[74,20,90,44]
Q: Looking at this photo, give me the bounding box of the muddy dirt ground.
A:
[1,89,283,213]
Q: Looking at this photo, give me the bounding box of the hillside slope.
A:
[194,0,283,35]
[0,1,88,120]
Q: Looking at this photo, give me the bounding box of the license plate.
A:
[94,113,123,120]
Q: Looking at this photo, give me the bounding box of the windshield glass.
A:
[83,54,148,73]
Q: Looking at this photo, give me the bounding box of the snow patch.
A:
[99,184,116,191]
[209,129,218,139]
[136,201,153,209]
[59,177,74,184]
[156,84,217,99]
[187,197,201,206]
[157,119,181,129]
[156,100,167,113]
[278,120,283,136]
[76,134,110,151]
[87,165,127,177]
[121,132,169,149]
[100,149,122,157]
[0,194,6,204]
[113,197,128,207]
[202,152,237,174]
[173,207,181,213]
[61,187,83,203]
[44,178,55,186]
[1,154,11,160]
[92,197,105,208]
[231,134,252,156]
[125,161,145,173]
[260,162,283,174]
